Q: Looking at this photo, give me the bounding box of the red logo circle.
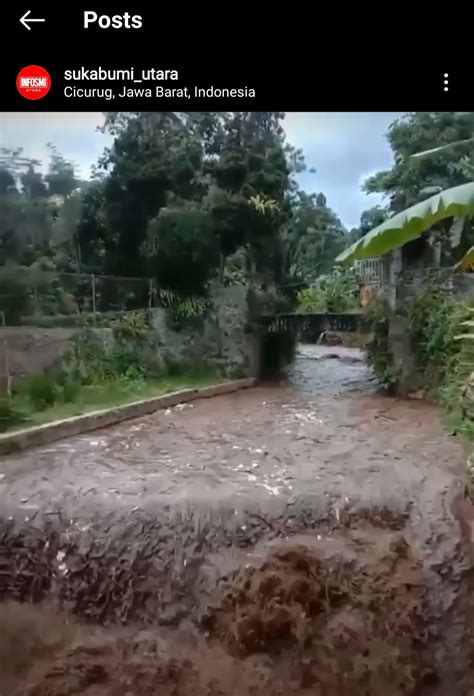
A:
[16,65,51,100]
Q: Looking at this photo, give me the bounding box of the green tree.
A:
[98,112,305,295]
[145,208,219,296]
[0,168,51,261]
[74,180,109,272]
[204,112,305,287]
[98,112,214,276]
[45,143,80,198]
[282,190,347,285]
[364,112,474,211]
[0,147,81,268]
[349,206,390,242]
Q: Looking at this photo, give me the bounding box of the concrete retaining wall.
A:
[0,378,256,455]
[1,285,255,381]
[0,327,76,380]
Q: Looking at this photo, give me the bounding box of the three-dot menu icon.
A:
[444,73,449,92]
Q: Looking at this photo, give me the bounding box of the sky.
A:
[0,112,404,229]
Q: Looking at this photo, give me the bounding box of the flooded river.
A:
[0,345,473,695]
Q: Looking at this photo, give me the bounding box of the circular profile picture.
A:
[16,65,51,100]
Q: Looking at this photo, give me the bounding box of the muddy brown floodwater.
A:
[0,345,473,695]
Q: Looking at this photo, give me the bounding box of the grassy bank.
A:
[1,370,223,434]
[1,319,233,434]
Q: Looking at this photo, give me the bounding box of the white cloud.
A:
[283,112,403,227]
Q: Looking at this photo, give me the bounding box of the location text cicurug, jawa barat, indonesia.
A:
[63,68,256,100]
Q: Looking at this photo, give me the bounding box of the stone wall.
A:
[148,285,253,376]
[451,273,474,297]
[0,327,76,380]
[396,269,474,306]
[0,285,257,382]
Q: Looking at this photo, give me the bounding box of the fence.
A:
[354,257,390,286]
[0,270,156,327]
[353,257,390,307]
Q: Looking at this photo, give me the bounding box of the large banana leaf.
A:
[454,246,474,272]
[336,182,474,266]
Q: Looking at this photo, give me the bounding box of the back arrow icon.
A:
[20,10,46,30]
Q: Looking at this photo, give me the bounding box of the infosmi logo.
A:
[16,65,51,100]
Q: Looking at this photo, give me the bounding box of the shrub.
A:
[164,357,210,377]
[407,281,460,378]
[62,380,81,403]
[159,289,208,328]
[22,373,57,410]
[297,267,359,314]
[67,328,110,383]
[109,344,146,377]
[0,401,29,432]
[297,286,326,312]
[325,268,359,313]
[164,357,182,377]
[113,311,148,341]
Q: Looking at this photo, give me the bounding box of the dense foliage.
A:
[297,267,359,313]
[0,114,354,321]
[365,281,473,403]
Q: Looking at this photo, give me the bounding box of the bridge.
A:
[261,312,370,334]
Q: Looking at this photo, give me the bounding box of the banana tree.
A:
[337,132,474,266]
[336,182,474,266]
